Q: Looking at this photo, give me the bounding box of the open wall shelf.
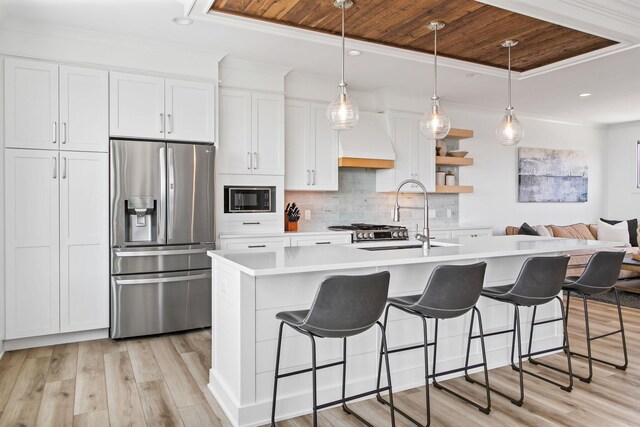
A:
[436,156,473,166]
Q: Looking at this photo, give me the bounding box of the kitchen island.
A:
[207,236,621,427]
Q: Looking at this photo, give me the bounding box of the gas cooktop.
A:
[328,223,409,242]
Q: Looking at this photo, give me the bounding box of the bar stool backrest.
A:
[508,255,570,305]
[302,271,391,338]
[574,251,625,292]
[413,262,487,319]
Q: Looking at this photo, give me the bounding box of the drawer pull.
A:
[243,221,261,225]
[315,241,331,245]
[248,244,266,248]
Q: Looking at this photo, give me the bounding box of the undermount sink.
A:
[358,241,459,251]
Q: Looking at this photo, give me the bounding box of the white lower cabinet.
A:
[219,236,290,250]
[5,149,109,339]
[430,227,493,240]
[219,232,352,250]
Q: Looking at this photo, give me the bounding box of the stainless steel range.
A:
[328,223,409,242]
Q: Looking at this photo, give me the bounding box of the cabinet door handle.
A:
[160,113,164,133]
[315,241,331,245]
[311,170,315,185]
[247,152,252,169]
[167,114,173,134]
[253,152,258,169]
[248,244,266,248]
[52,156,57,179]
[306,170,310,185]
[52,122,57,144]
[62,122,67,144]
[62,157,67,179]
[242,221,261,225]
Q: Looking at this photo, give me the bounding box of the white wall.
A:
[0,59,4,357]
[605,121,640,219]
[454,106,607,234]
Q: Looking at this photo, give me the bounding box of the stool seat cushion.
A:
[276,310,309,327]
[563,280,610,296]
[387,294,421,307]
[481,284,554,306]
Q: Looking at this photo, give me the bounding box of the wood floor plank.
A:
[35,378,75,426]
[138,380,184,426]
[101,339,127,354]
[73,408,110,427]
[104,351,146,426]
[170,334,195,355]
[47,343,79,382]
[180,352,226,427]
[0,351,27,411]
[0,356,50,426]
[179,404,225,427]
[26,346,54,360]
[126,339,163,384]
[77,340,104,376]
[74,372,108,415]
[149,338,207,409]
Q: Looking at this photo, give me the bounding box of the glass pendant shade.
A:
[496,108,524,146]
[327,88,359,130]
[420,100,451,140]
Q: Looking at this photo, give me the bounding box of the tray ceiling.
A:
[210,0,617,72]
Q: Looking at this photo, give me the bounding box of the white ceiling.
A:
[1,0,640,125]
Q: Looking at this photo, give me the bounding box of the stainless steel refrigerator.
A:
[109,139,215,338]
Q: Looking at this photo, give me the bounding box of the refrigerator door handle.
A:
[168,147,175,240]
[158,146,167,244]
[114,273,210,286]
[113,248,209,257]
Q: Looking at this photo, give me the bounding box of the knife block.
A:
[285,217,298,232]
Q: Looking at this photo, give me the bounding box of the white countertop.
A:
[208,235,623,277]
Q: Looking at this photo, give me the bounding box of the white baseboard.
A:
[3,329,109,351]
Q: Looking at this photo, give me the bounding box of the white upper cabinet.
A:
[285,99,338,191]
[59,151,109,333]
[217,88,252,174]
[5,149,60,339]
[59,65,109,152]
[4,59,109,152]
[218,88,284,175]
[377,111,435,193]
[110,72,215,142]
[165,78,215,143]
[110,72,165,139]
[4,58,59,150]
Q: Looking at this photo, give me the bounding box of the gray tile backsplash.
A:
[285,168,459,232]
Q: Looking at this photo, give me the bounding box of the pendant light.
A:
[327,0,359,130]
[496,40,524,146]
[420,21,451,140]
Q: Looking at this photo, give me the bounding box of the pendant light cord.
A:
[433,26,438,100]
[507,44,512,109]
[341,4,346,87]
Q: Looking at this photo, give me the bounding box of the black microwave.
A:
[224,186,276,213]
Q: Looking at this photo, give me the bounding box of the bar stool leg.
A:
[379,321,397,427]
[475,307,492,413]
[513,306,525,406]
[376,305,392,401]
[309,334,318,427]
[271,321,285,427]
[614,289,629,370]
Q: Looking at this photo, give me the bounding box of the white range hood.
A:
[338,111,395,169]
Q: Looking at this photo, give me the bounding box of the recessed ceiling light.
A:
[173,17,193,25]
[347,49,362,56]
[579,93,592,97]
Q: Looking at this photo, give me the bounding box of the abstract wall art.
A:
[518,147,588,203]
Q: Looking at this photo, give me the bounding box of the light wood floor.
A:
[0,300,638,426]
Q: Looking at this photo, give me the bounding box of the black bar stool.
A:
[376,262,490,427]
[533,251,627,383]
[270,271,395,427]
[468,255,572,406]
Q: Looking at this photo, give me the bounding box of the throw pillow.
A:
[533,224,552,237]
[597,220,631,246]
[550,224,595,240]
[600,218,638,247]
[517,222,538,236]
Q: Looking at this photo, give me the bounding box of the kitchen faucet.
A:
[393,179,431,249]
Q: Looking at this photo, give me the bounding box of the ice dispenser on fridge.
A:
[125,196,156,242]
